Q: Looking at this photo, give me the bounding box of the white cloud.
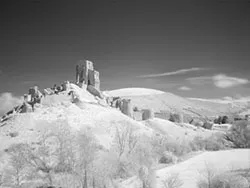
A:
[187,74,249,88]
[138,67,208,78]
[213,74,249,88]
[178,86,191,91]
[0,93,23,116]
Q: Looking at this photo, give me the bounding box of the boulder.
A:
[87,85,103,99]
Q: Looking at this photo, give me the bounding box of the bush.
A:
[164,140,192,157]
[9,131,19,137]
[169,113,183,123]
[198,173,249,188]
[159,151,177,164]
[190,135,226,151]
[202,122,213,130]
[214,116,222,124]
[224,120,250,148]
[221,116,229,124]
[162,173,183,188]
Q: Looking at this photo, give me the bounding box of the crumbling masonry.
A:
[76,60,100,91]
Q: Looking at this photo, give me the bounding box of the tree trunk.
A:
[47,171,53,186]
[83,169,88,188]
[92,177,95,188]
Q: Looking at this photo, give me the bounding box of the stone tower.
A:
[75,60,100,90]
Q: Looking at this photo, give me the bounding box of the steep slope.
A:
[0,101,153,152]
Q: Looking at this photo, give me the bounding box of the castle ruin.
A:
[76,60,100,91]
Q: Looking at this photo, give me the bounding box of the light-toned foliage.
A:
[225,120,250,148]
[162,173,183,188]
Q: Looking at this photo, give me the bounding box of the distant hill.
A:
[106,87,247,119]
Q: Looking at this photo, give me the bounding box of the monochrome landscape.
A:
[0,1,250,188]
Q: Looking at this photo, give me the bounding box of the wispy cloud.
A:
[0,70,3,75]
[178,86,191,91]
[138,67,208,78]
[187,74,249,88]
[186,76,211,85]
[0,92,23,116]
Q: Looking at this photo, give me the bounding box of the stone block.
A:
[142,109,154,120]
[20,102,33,113]
[121,99,132,117]
[24,94,32,103]
[133,111,143,121]
[88,69,95,86]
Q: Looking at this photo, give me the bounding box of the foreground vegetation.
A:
[0,118,249,188]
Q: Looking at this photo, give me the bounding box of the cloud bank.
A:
[138,67,208,78]
[187,74,249,88]
[213,74,249,88]
[0,92,23,116]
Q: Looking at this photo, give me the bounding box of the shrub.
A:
[164,141,192,157]
[190,135,226,151]
[9,131,19,137]
[159,151,177,164]
[224,120,250,148]
[214,116,222,124]
[198,173,249,188]
[133,106,139,112]
[202,122,213,130]
[162,173,183,188]
[169,113,183,123]
[221,116,229,124]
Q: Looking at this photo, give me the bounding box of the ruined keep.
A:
[76,60,100,90]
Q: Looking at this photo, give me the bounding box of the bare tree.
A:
[197,162,216,188]
[75,130,98,188]
[162,173,183,188]
[112,121,139,158]
[2,143,38,187]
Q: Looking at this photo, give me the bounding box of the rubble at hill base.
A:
[0,60,154,125]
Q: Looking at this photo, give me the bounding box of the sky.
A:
[0,0,250,113]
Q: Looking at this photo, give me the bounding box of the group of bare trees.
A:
[1,120,99,188]
[1,120,158,188]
